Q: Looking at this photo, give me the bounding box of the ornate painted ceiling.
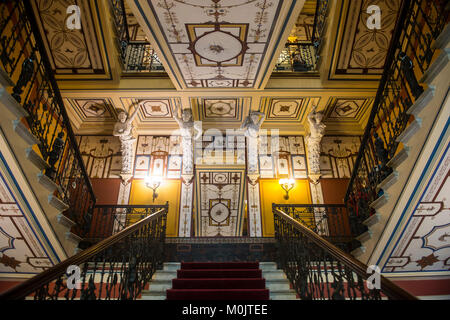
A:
[127,0,306,89]
[26,0,401,136]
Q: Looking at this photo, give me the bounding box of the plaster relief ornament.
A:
[240,111,265,175]
[113,104,139,184]
[306,106,326,184]
[173,105,202,179]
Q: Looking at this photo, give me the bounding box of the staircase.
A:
[141,262,297,300]
[351,23,450,265]
[0,72,80,258]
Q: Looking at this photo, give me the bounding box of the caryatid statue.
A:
[173,105,202,177]
[306,106,326,183]
[113,104,139,182]
[241,111,265,178]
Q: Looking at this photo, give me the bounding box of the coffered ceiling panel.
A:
[64,97,118,130]
[191,97,251,125]
[260,96,319,123]
[31,0,112,80]
[128,0,305,89]
[324,97,373,123]
[328,0,401,81]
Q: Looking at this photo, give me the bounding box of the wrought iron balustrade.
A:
[345,0,449,232]
[0,205,168,300]
[0,0,96,237]
[273,208,417,300]
[110,0,164,73]
[80,203,169,246]
[311,0,329,60]
[273,204,359,252]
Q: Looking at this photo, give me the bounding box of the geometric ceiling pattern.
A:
[328,0,401,80]
[324,97,373,123]
[260,97,319,123]
[191,97,250,125]
[120,97,180,122]
[129,0,305,89]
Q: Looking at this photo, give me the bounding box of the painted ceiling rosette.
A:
[129,0,304,89]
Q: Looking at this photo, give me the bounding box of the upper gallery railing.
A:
[0,205,168,300]
[344,0,449,230]
[273,204,359,252]
[273,208,417,300]
[273,0,329,73]
[274,43,318,73]
[0,1,96,237]
[110,0,164,73]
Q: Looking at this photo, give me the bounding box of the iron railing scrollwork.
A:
[0,1,96,237]
[109,0,164,73]
[274,0,329,73]
[0,204,168,300]
[273,204,360,252]
[80,204,171,247]
[274,43,318,73]
[273,208,417,300]
[344,0,449,234]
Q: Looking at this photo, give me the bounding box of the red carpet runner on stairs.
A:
[166,262,269,300]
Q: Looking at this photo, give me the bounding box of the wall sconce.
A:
[279,179,295,200]
[145,176,163,202]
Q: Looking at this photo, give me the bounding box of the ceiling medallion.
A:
[187,24,249,67]
[209,202,230,224]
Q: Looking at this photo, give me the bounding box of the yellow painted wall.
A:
[259,179,312,237]
[129,179,181,237]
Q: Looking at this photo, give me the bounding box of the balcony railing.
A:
[80,203,169,247]
[0,205,168,300]
[273,204,359,252]
[110,0,165,73]
[0,1,96,237]
[274,43,318,73]
[273,207,417,300]
[344,0,449,232]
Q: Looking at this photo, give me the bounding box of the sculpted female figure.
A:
[306,106,326,176]
[113,104,139,178]
[173,105,202,174]
[241,111,265,174]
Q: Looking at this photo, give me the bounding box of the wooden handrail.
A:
[0,206,168,300]
[274,208,417,300]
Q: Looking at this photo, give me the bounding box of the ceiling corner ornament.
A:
[141,0,288,88]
